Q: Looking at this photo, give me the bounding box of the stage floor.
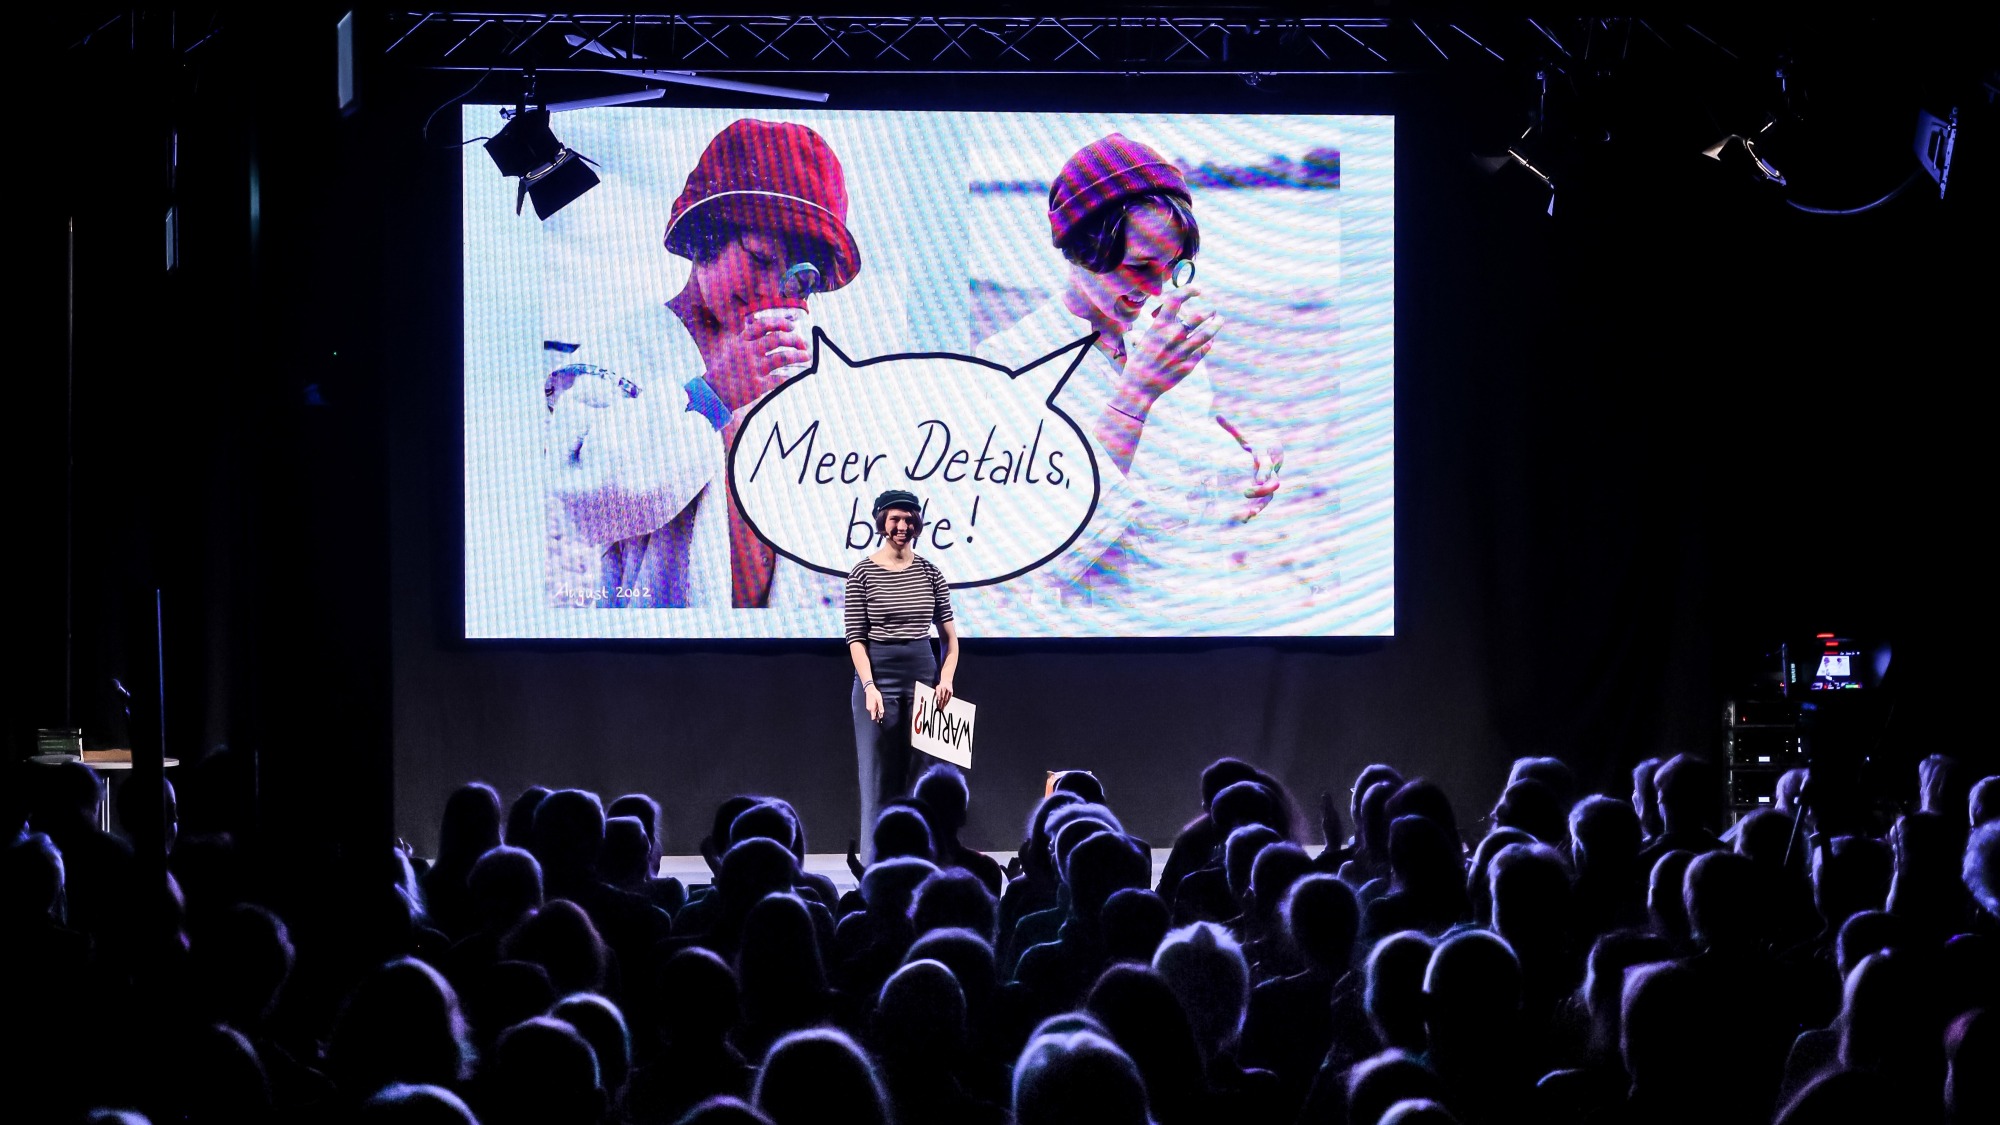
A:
[659,850,1175,895]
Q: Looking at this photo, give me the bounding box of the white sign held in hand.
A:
[911,683,976,769]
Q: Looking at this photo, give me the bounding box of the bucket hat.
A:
[665,118,862,291]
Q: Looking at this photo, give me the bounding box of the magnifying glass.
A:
[781,261,824,299]
[1171,258,1197,288]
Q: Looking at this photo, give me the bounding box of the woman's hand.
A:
[864,683,886,723]
[1114,286,1223,420]
[708,314,810,412]
[935,680,954,708]
[1216,414,1282,523]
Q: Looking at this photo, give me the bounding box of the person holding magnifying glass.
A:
[973,133,1282,620]
[547,117,861,609]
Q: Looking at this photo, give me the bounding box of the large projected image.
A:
[465,108,1393,638]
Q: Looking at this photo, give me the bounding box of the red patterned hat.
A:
[1048,133,1191,246]
[665,118,862,291]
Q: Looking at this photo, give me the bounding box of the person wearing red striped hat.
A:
[548,118,862,610]
[972,133,1282,623]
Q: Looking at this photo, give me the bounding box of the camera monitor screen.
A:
[463,108,1394,638]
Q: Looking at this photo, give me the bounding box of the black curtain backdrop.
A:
[19,14,1988,870]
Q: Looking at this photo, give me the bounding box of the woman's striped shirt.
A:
[844,556,954,644]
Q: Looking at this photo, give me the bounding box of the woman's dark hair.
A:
[1058,190,1200,275]
[873,503,923,538]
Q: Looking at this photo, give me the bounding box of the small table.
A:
[29,750,181,832]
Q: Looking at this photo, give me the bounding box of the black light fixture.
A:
[484,91,600,219]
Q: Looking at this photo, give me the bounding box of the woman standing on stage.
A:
[846,489,960,854]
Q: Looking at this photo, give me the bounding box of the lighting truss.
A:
[377,11,1741,78]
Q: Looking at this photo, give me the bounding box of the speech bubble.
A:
[728,330,1102,586]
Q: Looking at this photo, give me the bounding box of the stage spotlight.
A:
[1704,117,1787,186]
[485,107,600,219]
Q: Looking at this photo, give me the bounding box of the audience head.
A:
[3,831,66,925]
[1385,779,1461,846]
[1379,1100,1460,1125]
[114,771,178,853]
[177,1022,271,1123]
[601,815,654,886]
[1202,758,1263,810]
[468,845,543,929]
[871,805,935,863]
[466,960,554,1048]
[1248,840,1314,925]
[720,837,801,906]
[1067,831,1152,925]
[1813,834,1892,928]
[1945,1007,1994,1124]
[1467,828,1532,924]
[1024,791,1084,877]
[1836,950,1926,1072]
[1972,776,1999,828]
[359,1083,479,1125]
[1646,849,1696,946]
[1222,824,1282,904]
[1423,929,1522,1038]
[1509,755,1577,809]
[1388,813,1461,894]
[1352,764,1405,830]
[1969,821,2000,920]
[1052,770,1107,805]
[1282,874,1360,974]
[874,957,966,1059]
[550,993,631,1099]
[1359,779,1399,859]
[1488,842,1570,951]
[1579,930,1673,1058]
[32,759,103,834]
[1836,909,1907,977]
[911,866,997,942]
[1685,850,1761,950]
[531,790,607,874]
[1631,757,1666,838]
[505,786,551,848]
[1654,754,1722,835]
[1734,807,1797,865]
[1085,963,1206,1117]
[1491,777,1565,844]
[731,800,800,853]
[704,796,761,867]
[1153,921,1248,1059]
[1775,1069,1899,1125]
[437,782,504,870]
[737,893,827,1019]
[483,1015,605,1125]
[1102,887,1172,965]
[192,903,294,1028]
[330,957,473,1097]
[1620,961,1705,1096]
[654,947,739,1045]
[606,793,663,849]
[905,928,997,1009]
[862,855,939,920]
[675,1098,774,1125]
[1210,780,1282,836]
[755,1029,890,1125]
[503,899,608,995]
[1366,931,1437,1051]
[913,763,971,834]
[1346,1050,1448,1125]
[1569,794,1642,874]
[1013,1027,1152,1125]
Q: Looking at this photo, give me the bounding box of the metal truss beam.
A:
[376,12,1732,78]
